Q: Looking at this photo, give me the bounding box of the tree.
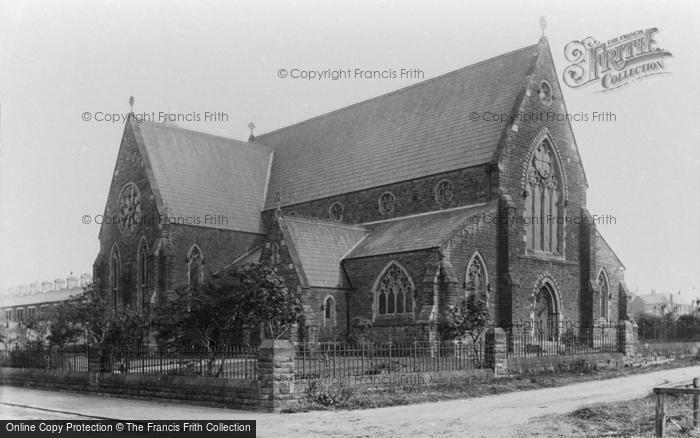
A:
[24,284,148,349]
[153,263,304,376]
[229,264,304,340]
[438,294,491,366]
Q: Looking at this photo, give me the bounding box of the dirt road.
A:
[3,365,700,437]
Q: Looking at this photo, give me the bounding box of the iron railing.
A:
[0,344,89,371]
[637,322,700,344]
[0,345,259,380]
[505,321,619,357]
[294,341,484,379]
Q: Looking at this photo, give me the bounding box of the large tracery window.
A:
[524,138,562,254]
[375,262,414,317]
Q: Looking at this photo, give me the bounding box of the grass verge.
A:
[525,392,700,437]
[283,356,700,413]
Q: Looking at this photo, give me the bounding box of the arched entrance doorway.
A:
[534,283,559,340]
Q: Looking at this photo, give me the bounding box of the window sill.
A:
[520,252,577,266]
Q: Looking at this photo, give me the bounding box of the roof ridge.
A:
[282,214,367,231]
[256,43,539,141]
[139,121,272,152]
[361,202,490,226]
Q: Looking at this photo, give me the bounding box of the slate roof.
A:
[279,216,367,288]
[595,230,625,269]
[133,121,273,234]
[1,288,82,308]
[257,44,538,209]
[220,245,264,272]
[345,202,496,259]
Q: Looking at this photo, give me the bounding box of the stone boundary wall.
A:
[0,367,268,411]
[506,352,625,374]
[294,368,494,393]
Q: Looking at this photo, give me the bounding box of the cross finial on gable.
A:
[274,192,283,220]
[248,122,256,142]
[539,17,547,37]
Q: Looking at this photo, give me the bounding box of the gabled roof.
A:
[279,216,367,289]
[595,230,625,269]
[345,202,496,259]
[257,44,539,209]
[132,121,272,234]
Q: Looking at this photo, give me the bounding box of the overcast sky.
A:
[1,0,698,298]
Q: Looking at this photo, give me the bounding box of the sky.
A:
[0,0,699,299]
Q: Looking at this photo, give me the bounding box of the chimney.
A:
[80,273,92,287]
[42,280,53,292]
[30,281,40,293]
[54,278,66,290]
[19,284,29,295]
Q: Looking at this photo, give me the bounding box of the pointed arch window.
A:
[323,295,337,327]
[597,269,610,320]
[270,242,280,265]
[525,138,563,254]
[109,244,121,312]
[375,262,414,317]
[137,238,149,312]
[187,245,203,290]
[465,252,488,301]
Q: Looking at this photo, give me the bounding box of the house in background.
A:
[0,273,91,346]
[629,290,696,317]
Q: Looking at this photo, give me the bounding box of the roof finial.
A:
[248,121,256,142]
[539,16,547,37]
[274,192,283,220]
[129,96,134,114]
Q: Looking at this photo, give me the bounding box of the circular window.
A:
[434,179,454,206]
[117,182,142,237]
[329,202,344,221]
[378,192,396,216]
[539,81,553,106]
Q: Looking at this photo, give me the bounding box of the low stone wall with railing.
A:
[4,320,700,410]
[0,341,298,412]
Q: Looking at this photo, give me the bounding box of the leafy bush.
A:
[438,294,491,366]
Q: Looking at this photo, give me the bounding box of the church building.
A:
[93,36,629,344]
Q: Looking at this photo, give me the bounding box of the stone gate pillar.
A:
[618,319,636,357]
[485,327,507,376]
[257,339,298,412]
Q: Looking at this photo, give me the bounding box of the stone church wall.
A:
[94,124,263,307]
[261,164,497,227]
[343,249,440,342]
[493,43,593,327]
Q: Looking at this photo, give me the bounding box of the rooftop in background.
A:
[0,273,91,307]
